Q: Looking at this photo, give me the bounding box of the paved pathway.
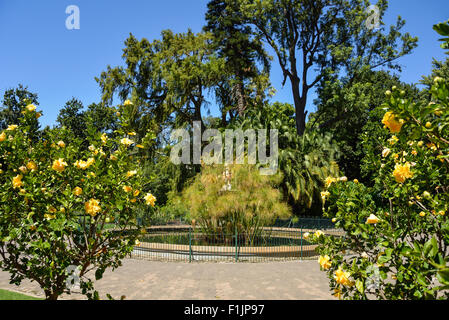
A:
[0,259,334,300]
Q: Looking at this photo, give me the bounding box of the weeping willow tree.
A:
[237,102,340,216]
[182,164,290,244]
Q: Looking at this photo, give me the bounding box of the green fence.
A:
[272,217,335,230]
[130,224,342,263]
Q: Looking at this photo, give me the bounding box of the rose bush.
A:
[311,74,449,299]
[0,99,157,299]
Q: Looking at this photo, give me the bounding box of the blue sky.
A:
[0,0,447,128]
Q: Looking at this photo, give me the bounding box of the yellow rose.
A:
[57,141,65,148]
[144,193,156,207]
[123,186,132,193]
[133,189,140,197]
[388,135,399,145]
[318,255,331,270]
[84,199,101,217]
[74,158,94,170]
[6,124,18,131]
[52,158,68,172]
[126,170,137,178]
[382,112,404,133]
[26,104,36,112]
[86,158,95,167]
[123,100,133,106]
[73,187,83,196]
[12,174,24,189]
[334,267,353,286]
[0,132,6,142]
[101,133,108,145]
[353,179,359,184]
[392,162,413,183]
[366,214,379,224]
[333,288,342,300]
[121,138,134,146]
[314,230,324,238]
[381,148,391,158]
[26,161,37,171]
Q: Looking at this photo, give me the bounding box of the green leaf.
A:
[437,269,449,285]
[95,268,104,281]
[355,279,364,294]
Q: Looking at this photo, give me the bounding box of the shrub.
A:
[312,76,449,300]
[182,164,290,243]
[0,100,156,299]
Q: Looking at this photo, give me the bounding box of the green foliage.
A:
[237,0,417,134]
[56,99,118,143]
[311,74,449,300]
[0,85,40,139]
[204,0,271,118]
[433,19,449,53]
[182,164,290,242]
[313,70,419,182]
[0,101,157,300]
[237,102,340,215]
[84,102,118,134]
[56,98,87,139]
[97,30,225,134]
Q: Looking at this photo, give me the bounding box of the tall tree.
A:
[84,102,118,134]
[56,98,86,139]
[0,84,40,133]
[238,0,418,135]
[97,30,224,134]
[204,0,270,117]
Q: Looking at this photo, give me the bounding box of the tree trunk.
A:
[45,290,60,300]
[291,78,307,136]
[235,79,246,117]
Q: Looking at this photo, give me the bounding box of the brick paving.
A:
[0,259,334,300]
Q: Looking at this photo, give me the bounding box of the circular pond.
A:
[130,226,339,262]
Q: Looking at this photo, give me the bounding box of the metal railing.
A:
[130,221,342,263]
